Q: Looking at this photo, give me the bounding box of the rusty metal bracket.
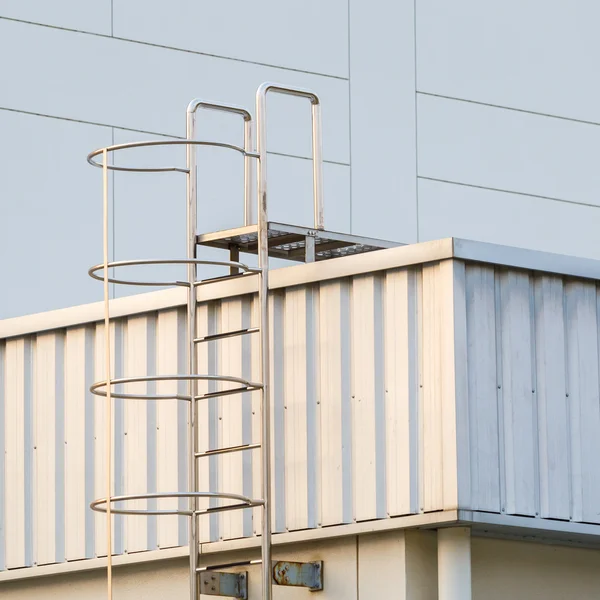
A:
[272,560,323,591]
[199,571,248,599]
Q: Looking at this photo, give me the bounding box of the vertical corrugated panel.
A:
[208,303,220,541]
[350,274,386,521]
[94,323,107,557]
[534,276,570,520]
[94,322,113,557]
[220,297,246,540]
[373,276,387,519]
[55,333,65,563]
[177,308,188,546]
[384,268,419,517]
[33,333,57,565]
[319,280,352,526]
[0,341,4,570]
[146,315,157,551]
[251,295,262,535]
[124,315,149,553]
[94,321,124,556]
[65,328,88,560]
[307,285,319,530]
[421,264,443,512]
[565,282,600,524]
[5,338,26,567]
[240,296,255,538]
[196,302,217,542]
[156,309,180,548]
[283,286,309,531]
[23,338,33,567]
[498,271,537,516]
[113,321,125,555]
[420,261,463,511]
[441,261,465,509]
[84,327,95,559]
[270,291,286,533]
[465,266,500,512]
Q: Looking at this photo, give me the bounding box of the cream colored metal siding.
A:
[5,338,28,568]
[1,264,449,571]
[156,309,181,549]
[461,264,600,524]
[7,253,600,574]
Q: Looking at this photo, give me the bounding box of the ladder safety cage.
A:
[86,82,338,600]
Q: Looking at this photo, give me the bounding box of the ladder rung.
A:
[194,327,259,344]
[194,500,264,516]
[197,384,262,400]
[195,443,261,459]
[197,560,261,573]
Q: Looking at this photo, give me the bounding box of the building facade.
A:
[3,3,600,599]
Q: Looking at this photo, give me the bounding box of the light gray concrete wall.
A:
[415,0,600,257]
[2,2,600,318]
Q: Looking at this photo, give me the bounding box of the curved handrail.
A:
[87,139,258,173]
[90,491,264,516]
[90,374,263,401]
[88,258,260,287]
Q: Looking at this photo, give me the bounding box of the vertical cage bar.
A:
[102,149,113,600]
[186,108,199,600]
[311,102,324,230]
[244,118,253,226]
[256,87,273,600]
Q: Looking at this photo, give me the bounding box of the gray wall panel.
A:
[0,3,111,35]
[112,0,348,77]
[349,0,417,243]
[417,0,600,123]
[0,111,112,319]
[417,94,600,208]
[418,178,600,260]
[0,20,349,162]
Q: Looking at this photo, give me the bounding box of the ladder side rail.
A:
[186,100,254,226]
[186,103,199,600]
[255,82,323,600]
[256,83,323,231]
[186,99,255,600]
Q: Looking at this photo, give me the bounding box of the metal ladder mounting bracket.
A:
[273,561,323,592]
[199,571,248,599]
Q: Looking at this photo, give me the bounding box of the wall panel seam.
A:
[0,16,350,80]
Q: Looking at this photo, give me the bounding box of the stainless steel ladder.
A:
[86,83,344,600]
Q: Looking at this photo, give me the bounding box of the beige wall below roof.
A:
[472,537,600,600]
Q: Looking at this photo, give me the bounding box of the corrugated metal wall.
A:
[1,263,458,570]
[5,259,600,572]
[463,264,600,523]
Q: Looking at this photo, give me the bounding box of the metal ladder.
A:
[86,83,329,600]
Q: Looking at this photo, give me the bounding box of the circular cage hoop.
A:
[87,139,260,173]
[88,258,260,288]
[90,374,263,401]
[90,491,265,516]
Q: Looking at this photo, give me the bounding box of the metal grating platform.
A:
[196,221,400,263]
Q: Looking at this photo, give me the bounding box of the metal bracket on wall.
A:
[273,561,323,592]
[199,571,248,599]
